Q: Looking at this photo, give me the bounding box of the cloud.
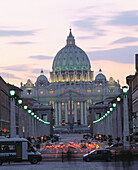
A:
[32,68,50,74]
[78,36,94,40]
[0,30,35,36]
[73,17,96,31]
[87,46,137,64]
[111,37,138,44]
[72,17,106,37]
[9,41,33,45]
[0,72,21,79]
[107,10,138,26]
[1,65,30,71]
[29,55,53,60]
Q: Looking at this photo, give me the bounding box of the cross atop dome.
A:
[40,69,44,74]
[66,28,75,46]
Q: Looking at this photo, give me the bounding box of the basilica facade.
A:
[21,29,121,128]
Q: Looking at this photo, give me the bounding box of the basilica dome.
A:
[52,29,91,71]
[95,69,106,82]
[36,70,49,86]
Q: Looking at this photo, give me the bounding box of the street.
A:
[0,161,137,170]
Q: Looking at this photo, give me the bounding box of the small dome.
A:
[52,29,91,71]
[95,69,106,82]
[36,70,49,86]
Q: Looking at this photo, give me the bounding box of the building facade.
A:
[21,30,121,130]
[127,54,138,141]
[132,55,138,136]
[0,77,10,137]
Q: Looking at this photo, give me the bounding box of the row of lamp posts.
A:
[92,86,130,149]
[9,89,50,138]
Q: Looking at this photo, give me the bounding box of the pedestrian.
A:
[67,148,71,161]
[62,151,64,162]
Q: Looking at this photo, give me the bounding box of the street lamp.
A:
[110,107,113,112]
[122,86,128,96]
[23,105,28,110]
[10,89,16,138]
[18,99,22,105]
[107,111,110,114]
[28,109,32,114]
[122,86,129,149]
[31,112,34,116]
[10,90,15,97]
[117,97,121,102]
[113,103,117,108]
[34,115,37,118]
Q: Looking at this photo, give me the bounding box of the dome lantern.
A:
[66,29,75,46]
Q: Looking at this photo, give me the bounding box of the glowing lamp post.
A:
[10,89,16,137]
[113,103,116,108]
[10,90,15,97]
[28,109,32,114]
[23,105,28,138]
[18,99,23,137]
[110,107,113,112]
[122,86,128,96]
[24,105,28,110]
[117,97,121,102]
[18,99,22,105]
[122,86,129,149]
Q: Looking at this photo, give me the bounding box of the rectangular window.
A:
[0,144,16,152]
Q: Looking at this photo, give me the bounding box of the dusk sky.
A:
[0,0,138,87]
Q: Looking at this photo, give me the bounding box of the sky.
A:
[0,0,138,87]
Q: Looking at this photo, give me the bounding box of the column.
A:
[19,106,23,137]
[81,101,83,125]
[10,98,16,137]
[90,107,95,135]
[74,101,77,124]
[34,119,37,139]
[123,95,130,149]
[55,102,58,125]
[104,117,107,136]
[58,102,61,126]
[103,119,105,135]
[88,71,90,81]
[36,119,39,139]
[31,117,35,137]
[117,103,122,142]
[84,101,87,125]
[113,109,117,143]
[59,71,62,81]
[24,110,28,138]
[37,120,40,137]
[28,115,32,137]
[108,114,111,136]
[53,71,55,82]
[106,116,109,137]
[65,102,68,124]
[110,113,113,136]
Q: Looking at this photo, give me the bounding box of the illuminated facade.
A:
[21,30,121,129]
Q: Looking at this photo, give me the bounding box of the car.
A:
[83,149,112,162]
[105,143,123,150]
